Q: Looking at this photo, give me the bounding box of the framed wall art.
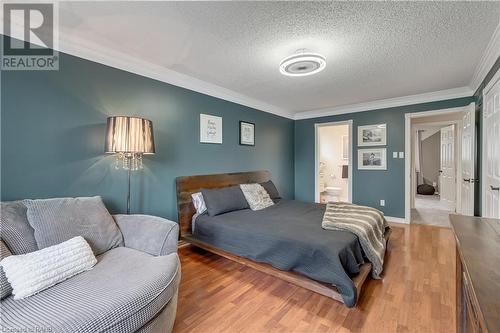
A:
[358,148,387,170]
[357,124,386,146]
[200,114,222,144]
[239,121,255,146]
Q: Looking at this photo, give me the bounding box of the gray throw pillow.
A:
[260,180,281,200]
[0,240,13,299]
[201,186,249,216]
[24,196,123,255]
[0,201,38,255]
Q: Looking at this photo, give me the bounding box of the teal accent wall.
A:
[1,48,295,221]
[294,97,474,218]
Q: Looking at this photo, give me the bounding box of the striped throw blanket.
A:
[322,202,389,279]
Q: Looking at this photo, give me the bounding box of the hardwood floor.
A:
[174,224,456,333]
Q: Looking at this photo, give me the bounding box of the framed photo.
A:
[358,148,387,170]
[357,124,386,146]
[239,121,255,146]
[200,114,222,144]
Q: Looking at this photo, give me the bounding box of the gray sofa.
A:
[0,200,181,333]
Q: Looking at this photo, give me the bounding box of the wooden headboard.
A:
[175,170,270,237]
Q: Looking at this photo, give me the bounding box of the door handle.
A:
[463,178,470,182]
[490,185,500,191]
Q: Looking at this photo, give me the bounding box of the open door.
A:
[460,103,476,216]
[440,125,455,211]
[483,75,500,218]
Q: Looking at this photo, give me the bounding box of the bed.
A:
[176,170,391,307]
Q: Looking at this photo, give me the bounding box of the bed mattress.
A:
[192,199,365,307]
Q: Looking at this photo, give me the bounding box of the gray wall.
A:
[421,131,440,189]
[1,49,295,221]
[294,97,473,218]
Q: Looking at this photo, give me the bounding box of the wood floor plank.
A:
[174,224,456,333]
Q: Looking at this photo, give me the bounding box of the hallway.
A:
[411,194,452,228]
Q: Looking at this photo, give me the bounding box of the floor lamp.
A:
[105,116,155,214]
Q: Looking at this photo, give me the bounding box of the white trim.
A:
[314,120,353,204]
[294,87,472,120]
[385,216,407,224]
[470,21,500,92]
[483,64,500,95]
[404,105,471,223]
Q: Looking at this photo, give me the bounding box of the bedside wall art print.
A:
[200,114,222,144]
[239,121,255,146]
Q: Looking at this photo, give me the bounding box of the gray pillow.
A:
[0,240,13,299]
[0,201,38,255]
[201,186,249,216]
[260,180,281,200]
[24,196,123,255]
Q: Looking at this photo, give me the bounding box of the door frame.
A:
[314,120,353,203]
[404,107,466,223]
[411,121,460,208]
[482,68,500,216]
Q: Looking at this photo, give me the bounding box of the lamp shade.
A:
[105,116,155,154]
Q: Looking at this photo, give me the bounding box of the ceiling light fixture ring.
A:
[279,52,326,77]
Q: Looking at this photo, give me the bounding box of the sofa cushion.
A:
[24,196,123,255]
[0,201,38,255]
[0,240,13,299]
[1,236,97,300]
[1,247,180,333]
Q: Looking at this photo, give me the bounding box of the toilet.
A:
[323,186,342,202]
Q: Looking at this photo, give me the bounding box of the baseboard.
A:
[385,216,408,224]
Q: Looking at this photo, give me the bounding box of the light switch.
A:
[393,152,398,158]
[380,200,385,206]
[399,152,404,158]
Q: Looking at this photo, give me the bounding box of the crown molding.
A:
[61,34,294,119]
[294,86,473,120]
[470,21,500,92]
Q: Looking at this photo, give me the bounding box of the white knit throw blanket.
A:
[322,202,389,279]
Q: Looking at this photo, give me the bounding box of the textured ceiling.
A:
[57,1,500,115]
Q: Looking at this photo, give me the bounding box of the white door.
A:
[440,125,455,211]
[483,75,500,218]
[460,103,476,216]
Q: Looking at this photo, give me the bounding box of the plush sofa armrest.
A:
[113,214,178,256]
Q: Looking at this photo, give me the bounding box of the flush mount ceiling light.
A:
[279,51,326,77]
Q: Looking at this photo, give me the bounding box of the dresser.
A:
[450,214,500,333]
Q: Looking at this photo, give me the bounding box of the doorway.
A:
[404,103,475,226]
[315,121,353,204]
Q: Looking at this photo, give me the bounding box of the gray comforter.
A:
[193,200,365,307]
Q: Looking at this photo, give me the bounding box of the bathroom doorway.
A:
[315,121,352,203]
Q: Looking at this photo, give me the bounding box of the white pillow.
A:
[0,236,97,300]
[240,183,274,211]
[191,192,207,215]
